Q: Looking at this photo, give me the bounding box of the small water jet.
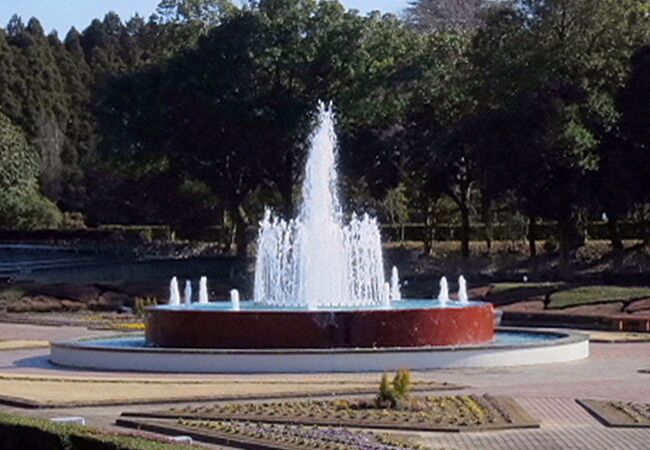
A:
[438,277,449,306]
[184,280,192,306]
[199,277,209,304]
[458,275,469,304]
[390,267,401,301]
[230,289,240,311]
[169,277,180,306]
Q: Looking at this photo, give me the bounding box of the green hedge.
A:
[0,225,174,244]
[0,412,189,450]
[381,221,646,242]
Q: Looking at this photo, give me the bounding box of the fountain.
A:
[145,104,494,349]
[49,103,589,373]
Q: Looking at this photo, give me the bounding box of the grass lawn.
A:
[548,286,650,309]
[490,282,565,294]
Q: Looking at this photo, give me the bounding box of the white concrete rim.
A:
[49,328,589,374]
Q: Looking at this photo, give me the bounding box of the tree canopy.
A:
[0,0,649,257]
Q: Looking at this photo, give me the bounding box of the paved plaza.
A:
[1,323,649,449]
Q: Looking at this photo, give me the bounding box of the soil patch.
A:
[625,299,650,313]
[0,377,458,409]
[578,399,650,427]
[559,302,625,316]
[0,340,48,351]
[499,300,545,312]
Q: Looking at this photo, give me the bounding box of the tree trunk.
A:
[557,212,585,261]
[424,208,435,255]
[232,206,251,258]
[607,216,624,252]
[528,215,537,259]
[481,197,492,253]
[460,204,470,260]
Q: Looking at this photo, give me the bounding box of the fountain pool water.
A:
[48,103,589,373]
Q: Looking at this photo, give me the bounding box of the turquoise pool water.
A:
[156,299,488,312]
[79,330,564,350]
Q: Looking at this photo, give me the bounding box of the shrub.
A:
[0,190,63,230]
[376,369,413,409]
[62,212,87,229]
[134,297,159,318]
[393,368,412,398]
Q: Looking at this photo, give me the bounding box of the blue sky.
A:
[0,1,408,35]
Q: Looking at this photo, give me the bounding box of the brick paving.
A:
[420,397,650,450]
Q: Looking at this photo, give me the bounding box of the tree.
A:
[0,111,62,229]
[400,31,479,259]
[156,0,236,24]
[0,29,21,120]
[99,0,425,253]
[467,0,650,255]
[406,0,489,32]
[6,17,69,199]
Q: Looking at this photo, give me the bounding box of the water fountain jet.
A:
[458,275,469,304]
[169,277,180,306]
[438,277,449,306]
[184,280,192,306]
[199,277,209,304]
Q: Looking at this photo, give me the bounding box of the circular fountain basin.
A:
[49,328,589,373]
[146,300,495,349]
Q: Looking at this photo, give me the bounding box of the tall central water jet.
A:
[254,104,385,308]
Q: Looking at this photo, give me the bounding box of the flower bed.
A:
[122,394,538,432]
[117,417,426,450]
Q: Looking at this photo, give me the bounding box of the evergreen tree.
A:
[8,17,69,198]
[0,29,21,120]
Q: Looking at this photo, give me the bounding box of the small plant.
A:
[393,368,412,398]
[376,369,413,409]
[134,297,158,318]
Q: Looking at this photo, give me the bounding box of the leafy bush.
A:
[376,369,413,409]
[0,190,63,230]
[393,368,412,398]
[99,225,174,242]
[62,212,87,229]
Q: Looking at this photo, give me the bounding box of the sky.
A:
[0,0,408,35]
